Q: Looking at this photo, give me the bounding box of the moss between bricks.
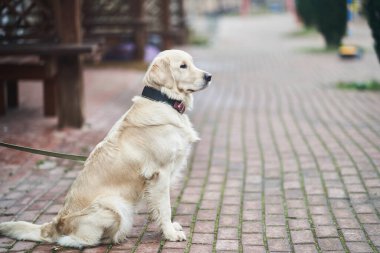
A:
[337,80,380,91]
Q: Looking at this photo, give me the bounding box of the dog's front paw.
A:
[164,229,187,241]
[172,222,183,231]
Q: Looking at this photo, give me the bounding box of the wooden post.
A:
[6,80,18,108]
[177,0,188,44]
[52,0,84,128]
[132,0,146,60]
[43,77,57,116]
[42,56,57,116]
[0,81,6,115]
[161,0,172,50]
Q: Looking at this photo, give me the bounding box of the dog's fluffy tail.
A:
[0,221,54,242]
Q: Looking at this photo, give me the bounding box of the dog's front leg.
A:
[146,170,186,241]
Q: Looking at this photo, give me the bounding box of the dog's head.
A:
[143,50,212,108]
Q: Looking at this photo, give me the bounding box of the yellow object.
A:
[339,45,357,56]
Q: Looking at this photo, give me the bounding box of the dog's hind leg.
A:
[57,196,134,248]
[56,208,115,248]
[95,196,134,244]
[57,235,89,248]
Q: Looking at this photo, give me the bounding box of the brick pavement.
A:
[1,14,380,252]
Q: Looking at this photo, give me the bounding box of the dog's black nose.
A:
[204,73,212,82]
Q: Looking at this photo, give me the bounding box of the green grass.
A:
[299,46,338,54]
[337,80,380,91]
[286,27,317,37]
[188,33,210,46]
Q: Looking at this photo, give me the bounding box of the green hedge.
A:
[295,0,316,28]
[314,0,347,48]
[366,0,380,63]
[295,0,347,48]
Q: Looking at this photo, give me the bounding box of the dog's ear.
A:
[143,57,175,88]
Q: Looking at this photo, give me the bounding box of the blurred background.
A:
[0,0,378,129]
[0,0,378,128]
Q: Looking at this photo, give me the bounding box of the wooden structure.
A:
[0,0,188,128]
[145,0,188,49]
[82,0,187,56]
[0,0,98,128]
[82,0,146,60]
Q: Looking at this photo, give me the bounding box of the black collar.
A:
[141,86,186,114]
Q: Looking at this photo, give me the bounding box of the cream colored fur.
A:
[0,50,211,248]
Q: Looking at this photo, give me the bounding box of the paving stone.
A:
[135,243,160,253]
[197,210,216,221]
[346,242,374,253]
[289,219,311,230]
[266,215,285,226]
[82,245,110,253]
[310,206,329,215]
[316,225,339,238]
[243,245,266,252]
[288,209,308,219]
[221,205,240,215]
[161,249,187,253]
[164,241,187,249]
[287,199,304,209]
[266,226,287,239]
[176,203,196,215]
[188,244,212,253]
[242,233,263,246]
[191,233,214,244]
[215,239,238,251]
[358,213,380,224]
[173,215,192,228]
[313,215,333,226]
[291,230,314,244]
[267,238,290,252]
[354,204,375,214]
[218,227,238,239]
[342,229,366,242]
[334,208,354,218]
[219,215,239,227]
[319,238,344,251]
[294,244,318,253]
[364,224,380,235]
[194,221,215,234]
[243,221,262,233]
[370,236,380,247]
[9,241,36,251]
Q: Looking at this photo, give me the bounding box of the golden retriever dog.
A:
[0,49,212,248]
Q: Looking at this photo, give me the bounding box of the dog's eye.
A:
[180,64,187,69]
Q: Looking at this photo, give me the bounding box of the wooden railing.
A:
[0,0,98,128]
